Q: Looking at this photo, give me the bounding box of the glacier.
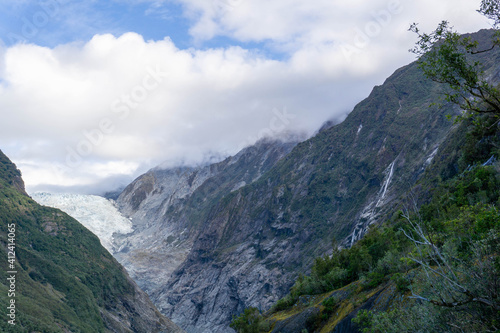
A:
[31,192,132,252]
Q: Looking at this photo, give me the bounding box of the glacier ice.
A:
[31,192,132,252]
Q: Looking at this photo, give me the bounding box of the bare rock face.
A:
[101,272,185,333]
[113,58,467,332]
[156,236,292,332]
[113,140,297,328]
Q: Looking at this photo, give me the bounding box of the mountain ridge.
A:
[153,61,458,332]
[0,149,183,333]
[112,140,296,297]
[112,28,500,332]
[114,49,466,332]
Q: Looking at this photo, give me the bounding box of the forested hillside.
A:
[230,6,500,331]
[114,29,500,332]
[0,150,182,332]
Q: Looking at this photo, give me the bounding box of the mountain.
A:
[242,41,500,331]
[115,61,454,332]
[0,150,183,332]
[154,63,455,333]
[31,192,133,253]
[114,29,500,333]
[113,139,297,297]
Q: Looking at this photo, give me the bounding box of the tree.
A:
[480,0,500,27]
[409,0,500,118]
[354,201,500,333]
[400,204,500,312]
[229,307,263,333]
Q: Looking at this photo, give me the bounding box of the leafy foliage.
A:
[410,21,500,117]
[0,150,134,332]
[480,0,500,28]
[353,162,500,332]
[230,307,267,333]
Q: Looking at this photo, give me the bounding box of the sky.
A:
[0,0,493,195]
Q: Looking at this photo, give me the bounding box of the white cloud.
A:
[171,0,489,45]
[0,33,365,193]
[0,0,493,194]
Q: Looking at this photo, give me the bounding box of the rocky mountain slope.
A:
[152,64,456,333]
[0,150,183,333]
[254,127,500,333]
[115,29,500,333]
[32,192,133,252]
[113,140,297,297]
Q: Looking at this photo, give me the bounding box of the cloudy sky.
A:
[0,0,492,194]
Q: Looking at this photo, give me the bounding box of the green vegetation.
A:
[231,3,500,331]
[0,150,134,332]
[231,135,500,332]
[410,9,500,118]
[269,224,411,315]
[354,175,500,332]
[230,307,270,333]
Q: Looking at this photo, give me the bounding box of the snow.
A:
[31,192,132,252]
[357,124,363,134]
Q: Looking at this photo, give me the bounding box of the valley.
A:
[29,30,500,331]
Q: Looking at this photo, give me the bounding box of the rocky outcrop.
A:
[115,31,500,332]
[101,273,184,333]
[114,139,297,300]
[147,61,459,332]
[0,148,28,196]
[0,150,183,333]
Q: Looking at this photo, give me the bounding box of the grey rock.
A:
[114,139,297,331]
[112,43,500,331]
[271,307,320,333]
[101,272,185,333]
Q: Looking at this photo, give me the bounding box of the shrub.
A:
[391,273,410,293]
[230,307,262,333]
